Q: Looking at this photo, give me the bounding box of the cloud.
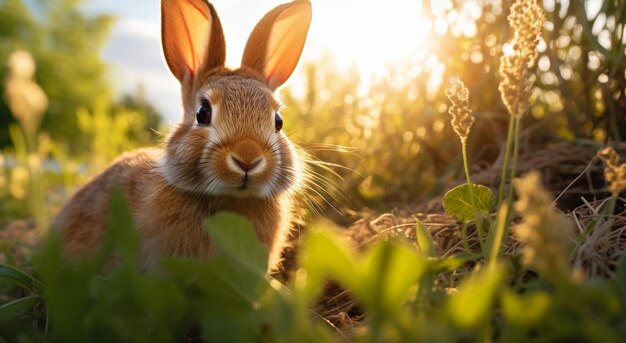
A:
[102,18,181,123]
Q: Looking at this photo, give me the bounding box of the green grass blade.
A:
[0,295,40,322]
[447,265,505,329]
[487,203,510,267]
[0,263,43,293]
[415,219,436,257]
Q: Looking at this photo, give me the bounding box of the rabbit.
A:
[52,0,313,272]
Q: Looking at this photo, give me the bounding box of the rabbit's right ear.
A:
[241,0,312,91]
[161,0,226,83]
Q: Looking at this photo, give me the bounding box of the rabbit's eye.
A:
[196,103,212,126]
[275,112,283,131]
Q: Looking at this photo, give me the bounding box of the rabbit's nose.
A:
[228,139,266,174]
[231,156,262,172]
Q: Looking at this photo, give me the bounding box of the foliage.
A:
[114,85,163,144]
[76,100,156,172]
[0,196,625,342]
[0,0,161,151]
[0,95,156,227]
[282,60,454,208]
[422,0,626,141]
[537,1,626,140]
[279,1,625,210]
[0,0,113,147]
[0,194,333,342]
[0,0,160,224]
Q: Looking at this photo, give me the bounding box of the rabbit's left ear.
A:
[241,0,312,90]
[161,0,226,83]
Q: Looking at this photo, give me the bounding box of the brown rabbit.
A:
[52,0,313,271]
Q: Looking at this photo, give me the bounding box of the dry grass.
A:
[473,140,617,209]
[571,197,626,279]
[0,219,39,265]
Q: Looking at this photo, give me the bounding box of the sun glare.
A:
[219,0,483,98]
[307,0,432,78]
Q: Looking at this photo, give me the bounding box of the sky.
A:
[83,0,429,124]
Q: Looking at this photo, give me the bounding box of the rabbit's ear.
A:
[161,0,226,83]
[241,0,312,90]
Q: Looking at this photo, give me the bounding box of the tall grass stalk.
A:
[497,0,545,239]
[8,125,48,230]
[505,116,522,220]
[496,118,515,207]
[4,50,49,230]
[461,140,486,253]
[445,79,475,189]
[461,142,472,187]
[488,203,509,269]
[446,80,487,252]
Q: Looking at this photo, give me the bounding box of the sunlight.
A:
[307,0,432,77]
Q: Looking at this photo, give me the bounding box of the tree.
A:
[115,83,162,142]
[0,0,113,148]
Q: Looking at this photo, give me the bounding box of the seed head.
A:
[4,50,48,136]
[498,0,545,118]
[445,80,475,144]
[597,147,626,194]
[513,171,573,277]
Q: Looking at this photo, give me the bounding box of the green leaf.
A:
[427,255,473,273]
[447,264,505,328]
[358,240,426,317]
[443,183,494,222]
[415,219,436,257]
[204,212,268,275]
[162,257,278,343]
[501,289,551,326]
[299,226,427,319]
[0,263,42,293]
[163,257,262,306]
[0,295,40,322]
[298,226,358,301]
